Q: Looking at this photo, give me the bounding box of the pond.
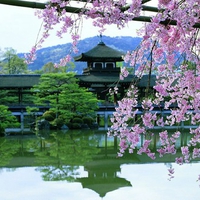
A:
[0,129,200,200]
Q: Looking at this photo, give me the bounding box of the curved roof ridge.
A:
[74,42,124,62]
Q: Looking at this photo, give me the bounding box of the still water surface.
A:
[0,130,200,200]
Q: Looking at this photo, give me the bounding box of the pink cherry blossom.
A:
[27,0,200,181]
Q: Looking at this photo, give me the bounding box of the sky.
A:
[1,163,200,200]
[0,0,154,53]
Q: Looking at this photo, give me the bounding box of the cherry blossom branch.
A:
[20,0,200,181]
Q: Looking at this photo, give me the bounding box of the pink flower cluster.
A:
[29,0,200,181]
[157,130,180,157]
[54,54,72,68]
[120,67,129,80]
[137,139,156,160]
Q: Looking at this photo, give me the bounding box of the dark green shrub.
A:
[72,118,83,124]
[0,126,4,137]
[82,117,94,126]
[53,117,64,128]
[0,105,20,136]
[72,123,81,129]
[43,111,56,121]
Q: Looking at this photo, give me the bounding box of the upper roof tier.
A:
[74,42,125,62]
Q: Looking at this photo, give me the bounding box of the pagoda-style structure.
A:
[74,38,132,104]
[74,40,124,75]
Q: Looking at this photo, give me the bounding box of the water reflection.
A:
[34,130,100,182]
[0,137,20,167]
[0,130,200,199]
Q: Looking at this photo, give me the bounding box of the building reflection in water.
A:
[0,129,198,197]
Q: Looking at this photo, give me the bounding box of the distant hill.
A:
[18,36,142,74]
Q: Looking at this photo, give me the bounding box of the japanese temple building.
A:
[0,40,156,130]
[0,40,156,108]
[75,40,155,104]
[75,40,128,104]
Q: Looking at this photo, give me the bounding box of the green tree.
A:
[0,105,20,136]
[0,90,17,105]
[1,48,28,74]
[0,89,34,106]
[35,61,75,74]
[32,73,98,126]
[38,62,63,74]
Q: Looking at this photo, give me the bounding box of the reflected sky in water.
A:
[0,164,200,200]
[0,130,200,200]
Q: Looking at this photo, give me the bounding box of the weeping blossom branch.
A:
[28,0,200,180]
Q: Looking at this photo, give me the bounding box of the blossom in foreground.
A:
[29,0,200,181]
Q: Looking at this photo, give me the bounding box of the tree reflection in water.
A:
[0,129,200,198]
[34,130,101,181]
[0,137,20,167]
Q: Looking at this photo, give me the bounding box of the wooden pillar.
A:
[20,111,24,130]
[104,112,108,129]
[18,88,23,104]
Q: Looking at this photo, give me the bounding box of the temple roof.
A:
[76,74,132,84]
[0,75,40,88]
[77,176,131,197]
[77,74,156,87]
[0,74,156,88]
[74,42,125,62]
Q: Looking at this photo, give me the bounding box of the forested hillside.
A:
[18,36,141,74]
